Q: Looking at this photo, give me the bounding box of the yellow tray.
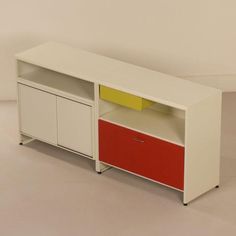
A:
[100,86,154,111]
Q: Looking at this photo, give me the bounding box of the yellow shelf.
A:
[100,85,153,111]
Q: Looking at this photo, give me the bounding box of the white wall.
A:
[1,0,236,100]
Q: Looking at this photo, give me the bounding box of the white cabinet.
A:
[18,84,57,144]
[17,61,95,158]
[57,97,93,156]
[16,42,222,204]
[18,84,93,157]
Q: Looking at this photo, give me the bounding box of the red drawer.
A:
[99,120,184,190]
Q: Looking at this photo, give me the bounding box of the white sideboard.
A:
[16,42,222,205]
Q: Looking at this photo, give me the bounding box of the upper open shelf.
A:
[17,62,94,105]
[99,107,185,146]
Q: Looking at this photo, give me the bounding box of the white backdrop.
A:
[1,0,236,100]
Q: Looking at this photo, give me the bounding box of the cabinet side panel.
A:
[184,92,222,203]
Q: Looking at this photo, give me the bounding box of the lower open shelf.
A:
[100,107,185,146]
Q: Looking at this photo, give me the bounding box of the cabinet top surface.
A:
[16,42,221,110]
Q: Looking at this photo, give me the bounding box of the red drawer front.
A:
[99,120,184,190]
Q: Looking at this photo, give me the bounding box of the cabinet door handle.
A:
[133,137,145,143]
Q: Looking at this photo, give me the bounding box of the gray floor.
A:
[0,94,236,236]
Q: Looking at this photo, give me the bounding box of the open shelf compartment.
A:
[17,61,94,105]
[99,97,185,147]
